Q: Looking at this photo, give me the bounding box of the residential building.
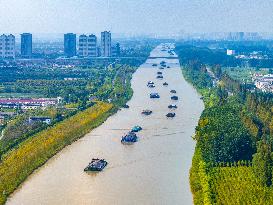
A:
[87,34,97,57]
[0,112,15,118]
[238,32,245,41]
[244,32,261,41]
[101,31,111,57]
[78,34,88,57]
[97,47,101,57]
[78,34,97,57]
[111,43,121,57]
[64,33,76,57]
[21,33,32,58]
[227,32,245,41]
[254,74,273,92]
[0,98,59,110]
[0,34,15,59]
[28,116,52,125]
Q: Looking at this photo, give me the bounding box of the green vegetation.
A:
[95,64,136,106]
[0,58,144,104]
[175,44,240,67]
[210,165,271,205]
[0,102,113,204]
[196,104,253,163]
[0,63,137,156]
[176,44,273,205]
[182,63,212,90]
[0,107,76,158]
[0,63,137,204]
[0,65,123,104]
[0,92,43,98]
[223,67,269,83]
[0,63,138,204]
[0,43,151,204]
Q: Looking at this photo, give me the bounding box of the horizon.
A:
[2,31,273,42]
[1,1,273,204]
[1,0,273,35]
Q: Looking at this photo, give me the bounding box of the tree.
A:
[214,65,223,79]
[252,137,273,186]
[216,86,228,105]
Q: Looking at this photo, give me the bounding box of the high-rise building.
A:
[21,33,32,58]
[238,32,244,41]
[64,33,76,57]
[79,35,88,57]
[0,34,15,59]
[78,34,97,57]
[111,43,120,57]
[87,34,97,57]
[227,32,245,41]
[97,47,101,57]
[244,32,261,41]
[101,31,111,57]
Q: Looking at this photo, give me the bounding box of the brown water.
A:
[7,44,204,205]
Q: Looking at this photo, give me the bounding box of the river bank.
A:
[7,44,204,205]
[0,102,114,205]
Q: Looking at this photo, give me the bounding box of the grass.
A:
[222,67,269,83]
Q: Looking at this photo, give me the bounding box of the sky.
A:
[0,0,273,36]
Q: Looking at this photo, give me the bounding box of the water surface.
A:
[7,44,204,205]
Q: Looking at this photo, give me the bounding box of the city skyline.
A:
[0,31,119,58]
[0,0,273,36]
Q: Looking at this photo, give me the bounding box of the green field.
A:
[0,93,44,98]
[223,67,269,83]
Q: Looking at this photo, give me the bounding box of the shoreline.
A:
[180,66,206,204]
[0,58,141,205]
[0,102,117,205]
[6,44,204,205]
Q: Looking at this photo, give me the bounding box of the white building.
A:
[227,49,235,56]
[101,31,111,57]
[78,34,97,57]
[0,98,59,110]
[28,116,52,125]
[254,74,273,92]
[0,34,15,59]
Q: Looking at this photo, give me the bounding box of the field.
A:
[209,165,273,205]
[222,67,269,83]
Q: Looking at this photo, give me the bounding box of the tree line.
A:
[176,44,273,204]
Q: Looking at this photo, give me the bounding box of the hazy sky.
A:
[0,0,273,35]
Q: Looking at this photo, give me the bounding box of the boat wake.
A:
[107,151,176,170]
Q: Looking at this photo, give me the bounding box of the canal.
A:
[7,44,204,205]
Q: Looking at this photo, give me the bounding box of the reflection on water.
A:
[7,44,204,205]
